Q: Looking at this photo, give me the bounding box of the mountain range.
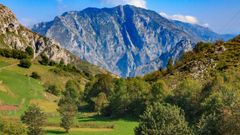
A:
[0,4,105,77]
[32,5,234,77]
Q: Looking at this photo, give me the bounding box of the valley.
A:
[0,2,240,135]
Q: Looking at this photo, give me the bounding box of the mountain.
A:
[144,35,240,83]
[173,20,235,42]
[0,4,105,76]
[32,5,228,77]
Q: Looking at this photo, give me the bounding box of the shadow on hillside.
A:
[78,114,137,123]
[46,130,66,134]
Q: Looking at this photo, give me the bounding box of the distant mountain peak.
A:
[32,5,233,77]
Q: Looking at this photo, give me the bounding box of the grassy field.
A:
[0,69,44,115]
[0,61,8,68]
[0,57,138,134]
[46,115,138,135]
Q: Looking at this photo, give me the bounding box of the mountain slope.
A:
[32,5,200,77]
[0,4,105,76]
[144,35,240,84]
[0,4,109,115]
[33,5,233,77]
[173,20,235,42]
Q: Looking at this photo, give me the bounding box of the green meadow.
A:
[0,57,137,135]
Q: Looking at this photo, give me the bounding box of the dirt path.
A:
[0,62,19,70]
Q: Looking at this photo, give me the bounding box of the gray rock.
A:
[0,4,76,64]
[33,5,226,77]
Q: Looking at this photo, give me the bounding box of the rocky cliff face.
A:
[33,5,201,77]
[0,4,77,64]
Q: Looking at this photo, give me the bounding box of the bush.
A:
[0,118,26,135]
[135,103,193,135]
[0,49,28,59]
[30,72,41,80]
[194,42,212,53]
[18,59,31,68]
[46,85,60,96]
[49,60,57,66]
[25,46,34,57]
[39,54,49,65]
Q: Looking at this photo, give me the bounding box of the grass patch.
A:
[0,69,44,115]
[0,61,9,68]
[30,99,58,113]
[46,114,138,135]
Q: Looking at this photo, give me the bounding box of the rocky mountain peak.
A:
[32,5,231,77]
[0,4,19,34]
[0,4,77,64]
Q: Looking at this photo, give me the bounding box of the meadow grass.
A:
[46,115,138,135]
[0,57,138,134]
[0,69,44,115]
[0,61,8,68]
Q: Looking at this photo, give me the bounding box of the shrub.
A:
[194,42,212,53]
[18,59,31,68]
[39,54,49,65]
[0,119,26,135]
[49,60,57,66]
[25,46,34,58]
[135,103,193,135]
[0,49,28,59]
[46,85,60,96]
[167,58,174,73]
[30,72,41,80]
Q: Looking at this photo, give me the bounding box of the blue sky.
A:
[0,0,240,34]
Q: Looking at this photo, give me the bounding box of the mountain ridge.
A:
[32,5,232,77]
[0,4,107,76]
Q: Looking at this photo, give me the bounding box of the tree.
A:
[64,80,79,100]
[58,80,78,133]
[21,105,46,135]
[102,79,128,116]
[0,119,26,135]
[169,78,202,122]
[84,74,114,110]
[19,58,31,68]
[25,46,34,58]
[197,72,240,135]
[58,94,78,133]
[150,80,169,102]
[135,103,193,135]
[92,92,108,114]
[102,78,151,117]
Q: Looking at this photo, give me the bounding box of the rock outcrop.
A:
[0,4,76,64]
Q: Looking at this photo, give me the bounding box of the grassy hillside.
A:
[0,57,85,114]
[144,36,240,85]
[0,56,137,135]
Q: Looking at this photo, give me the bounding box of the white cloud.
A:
[203,23,209,27]
[160,12,198,24]
[103,0,147,8]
